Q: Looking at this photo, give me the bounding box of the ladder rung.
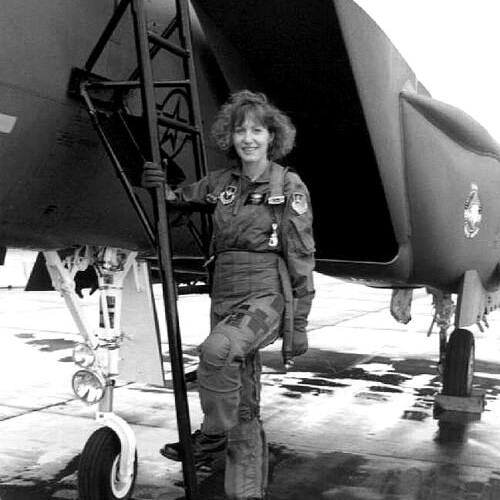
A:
[86,79,191,90]
[147,31,190,58]
[157,115,199,134]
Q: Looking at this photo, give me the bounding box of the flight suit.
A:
[176,162,315,499]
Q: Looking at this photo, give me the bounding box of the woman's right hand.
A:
[142,161,178,201]
[141,161,166,189]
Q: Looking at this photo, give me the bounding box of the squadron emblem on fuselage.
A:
[464,183,482,238]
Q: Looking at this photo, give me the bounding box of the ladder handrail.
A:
[85,0,131,73]
[176,0,208,180]
[130,1,200,497]
[78,0,207,498]
[86,79,191,89]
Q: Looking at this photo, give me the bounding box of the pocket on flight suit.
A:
[288,217,315,255]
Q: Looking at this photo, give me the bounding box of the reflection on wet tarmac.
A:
[7,332,500,499]
[255,352,500,499]
[23,337,76,352]
[268,447,500,500]
[0,455,80,500]
[402,410,429,422]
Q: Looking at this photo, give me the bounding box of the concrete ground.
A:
[1,250,500,499]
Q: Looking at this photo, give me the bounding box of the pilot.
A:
[143,89,315,500]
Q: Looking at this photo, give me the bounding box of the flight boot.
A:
[159,429,226,466]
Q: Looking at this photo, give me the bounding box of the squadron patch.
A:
[219,185,237,205]
[464,182,482,238]
[291,192,308,215]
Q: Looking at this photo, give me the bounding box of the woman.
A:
[144,90,315,500]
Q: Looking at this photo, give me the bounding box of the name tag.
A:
[245,192,266,205]
[268,195,285,205]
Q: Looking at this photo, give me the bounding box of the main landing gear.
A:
[441,328,475,397]
[429,290,475,397]
[429,284,488,420]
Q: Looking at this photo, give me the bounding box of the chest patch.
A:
[245,192,266,205]
[219,185,237,205]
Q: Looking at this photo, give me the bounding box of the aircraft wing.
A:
[0,0,225,255]
[2,0,499,294]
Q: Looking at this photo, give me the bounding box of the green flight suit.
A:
[176,161,315,499]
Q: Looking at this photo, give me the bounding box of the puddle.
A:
[367,385,403,393]
[15,333,35,339]
[332,367,410,386]
[402,410,429,422]
[0,454,79,500]
[25,338,76,352]
[58,356,73,363]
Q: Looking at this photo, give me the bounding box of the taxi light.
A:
[72,343,96,368]
[72,369,106,404]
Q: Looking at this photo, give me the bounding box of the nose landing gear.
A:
[44,247,145,500]
[79,426,137,500]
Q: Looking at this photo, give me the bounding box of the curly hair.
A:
[210,90,296,161]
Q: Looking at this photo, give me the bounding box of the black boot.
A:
[160,429,226,464]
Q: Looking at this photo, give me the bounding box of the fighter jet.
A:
[1,0,499,499]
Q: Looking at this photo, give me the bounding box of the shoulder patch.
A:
[291,192,308,215]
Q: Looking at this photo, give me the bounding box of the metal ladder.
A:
[73,1,209,497]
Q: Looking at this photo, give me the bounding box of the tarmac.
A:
[1,250,500,499]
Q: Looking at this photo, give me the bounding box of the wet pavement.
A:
[1,251,500,499]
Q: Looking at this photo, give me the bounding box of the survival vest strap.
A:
[268,164,295,351]
[205,167,235,203]
[268,163,289,249]
[268,162,288,205]
[204,168,235,263]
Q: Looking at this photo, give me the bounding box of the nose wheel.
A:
[78,426,137,500]
[442,328,475,397]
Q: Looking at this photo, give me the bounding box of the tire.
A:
[442,328,475,396]
[78,426,137,500]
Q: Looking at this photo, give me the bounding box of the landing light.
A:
[72,343,96,368]
[72,369,106,404]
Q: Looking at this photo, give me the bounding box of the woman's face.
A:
[232,114,274,165]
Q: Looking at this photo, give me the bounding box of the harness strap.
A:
[206,168,234,203]
[267,163,288,248]
[268,163,288,205]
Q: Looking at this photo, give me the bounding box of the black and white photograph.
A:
[1,1,500,499]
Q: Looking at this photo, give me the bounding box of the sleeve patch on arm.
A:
[291,192,308,215]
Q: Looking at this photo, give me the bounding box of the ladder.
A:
[73,1,208,497]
